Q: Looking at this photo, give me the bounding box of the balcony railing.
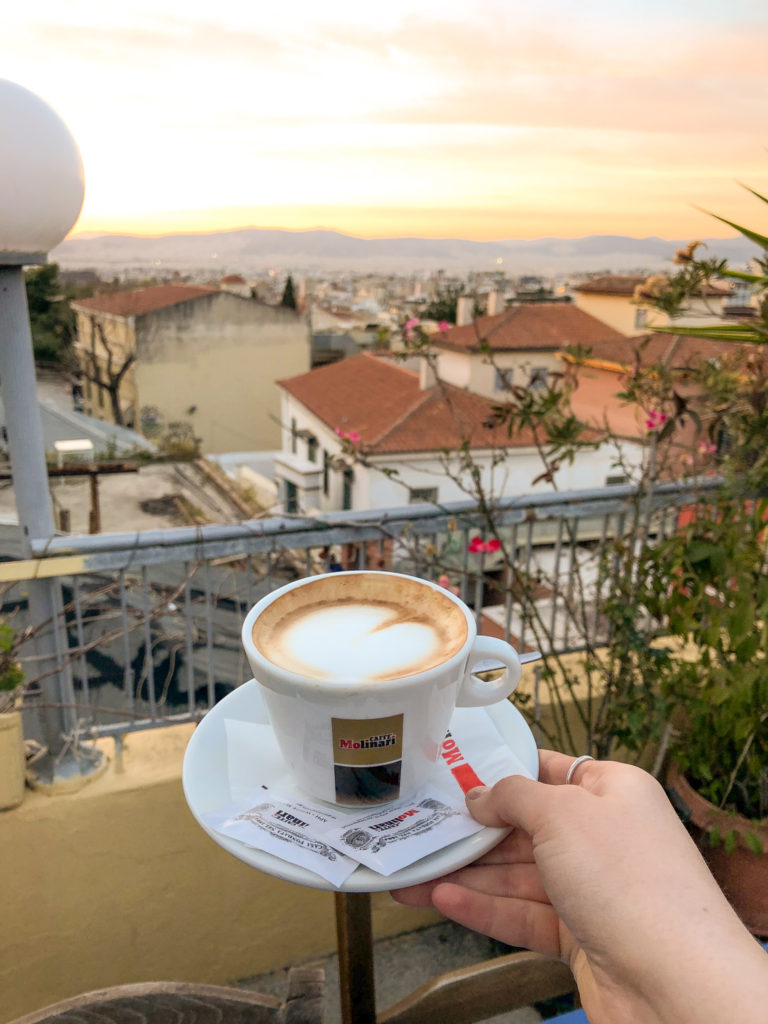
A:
[2,479,718,761]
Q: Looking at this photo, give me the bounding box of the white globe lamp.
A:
[0,79,85,262]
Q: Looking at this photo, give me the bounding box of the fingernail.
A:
[466,786,489,801]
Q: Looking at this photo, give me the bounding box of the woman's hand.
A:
[391,751,768,1024]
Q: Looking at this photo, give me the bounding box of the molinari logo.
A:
[339,732,397,750]
[369,808,420,832]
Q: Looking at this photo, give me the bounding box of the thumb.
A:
[466,774,558,835]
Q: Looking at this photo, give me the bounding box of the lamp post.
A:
[0,79,104,787]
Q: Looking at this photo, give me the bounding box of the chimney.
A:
[456,295,474,326]
[419,355,438,390]
[487,290,506,317]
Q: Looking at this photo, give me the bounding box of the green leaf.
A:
[693,205,768,251]
[724,830,738,855]
[744,830,764,856]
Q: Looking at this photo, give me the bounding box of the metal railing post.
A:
[0,264,104,788]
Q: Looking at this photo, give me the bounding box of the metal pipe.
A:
[0,265,78,762]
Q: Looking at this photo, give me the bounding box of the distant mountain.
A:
[51,228,760,277]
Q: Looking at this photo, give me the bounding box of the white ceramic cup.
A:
[241,570,522,806]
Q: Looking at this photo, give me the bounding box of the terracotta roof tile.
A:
[435,303,624,353]
[573,275,648,295]
[278,352,539,454]
[71,284,219,317]
[574,273,730,297]
[577,332,749,369]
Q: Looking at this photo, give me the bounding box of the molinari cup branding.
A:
[331,714,404,805]
[242,571,523,807]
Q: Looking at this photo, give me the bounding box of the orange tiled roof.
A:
[435,303,624,353]
[278,352,541,454]
[574,274,730,298]
[575,332,749,370]
[71,285,219,317]
[221,274,247,284]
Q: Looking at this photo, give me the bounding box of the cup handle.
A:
[456,635,522,707]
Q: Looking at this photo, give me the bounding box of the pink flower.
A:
[405,318,420,330]
[645,410,669,433]
[468,536,501,554]
[437,320,450,332]
[335,428,360,443]
[698,440,717,454]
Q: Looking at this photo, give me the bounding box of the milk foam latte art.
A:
[252,579,466,682]
[242,572,522,807]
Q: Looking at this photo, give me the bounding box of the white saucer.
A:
[182,680,539,893]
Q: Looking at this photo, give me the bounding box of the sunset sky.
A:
[4,0,768,241]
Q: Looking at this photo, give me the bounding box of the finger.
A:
[537,749,589,785]
[390,881,440,907]
[431,882,563,959]
[439,861,549,904]
[389,835,537,907]
[470,828,535,866]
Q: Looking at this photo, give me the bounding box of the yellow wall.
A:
[572,292,666,336]
[74,311,139,426]
[0,724,437,1023]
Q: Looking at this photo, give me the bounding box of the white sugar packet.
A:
[318,783,483,875]
[202,796,358,888]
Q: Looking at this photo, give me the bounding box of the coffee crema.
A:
[251,574,468,682]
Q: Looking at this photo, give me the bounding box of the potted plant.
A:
[0,618,27,810]
[635,186,768,934]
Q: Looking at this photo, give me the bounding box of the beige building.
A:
[572,274,733,336]
[72,284,310,453]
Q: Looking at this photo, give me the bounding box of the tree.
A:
[78,320,136,426]
[281,275,297,310]
[24,263,75,364]
[421,285,462,324]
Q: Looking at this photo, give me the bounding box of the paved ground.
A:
[239,920,548,1023]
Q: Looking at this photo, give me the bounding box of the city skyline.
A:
[4,0,768,242]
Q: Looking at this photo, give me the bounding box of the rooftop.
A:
[71,284,219,317]
[278,352,540,454]
[574,273,730,298]
[435,303,624,353]
[570,331,749,371]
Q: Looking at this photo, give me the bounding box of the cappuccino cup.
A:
[241,570,522,807]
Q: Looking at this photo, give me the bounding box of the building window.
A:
[529,367,547,390]
[634,308,648,330]
[307,435,318,462]
[605,474,628,487]
[342,468,354,511]
[290,418,297,454]
[322,450,330,496]
[284,480,298,514]
[494,367,512,392]
[409,487,439,504]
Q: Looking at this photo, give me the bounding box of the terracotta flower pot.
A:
[0,710,25,810]
[667,762,768,937]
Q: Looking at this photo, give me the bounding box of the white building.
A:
[275,346,641,515]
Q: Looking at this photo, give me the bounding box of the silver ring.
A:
[565,755,595,785]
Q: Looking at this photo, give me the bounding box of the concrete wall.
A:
[135,295,310,454]
[0,724,437,1024]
